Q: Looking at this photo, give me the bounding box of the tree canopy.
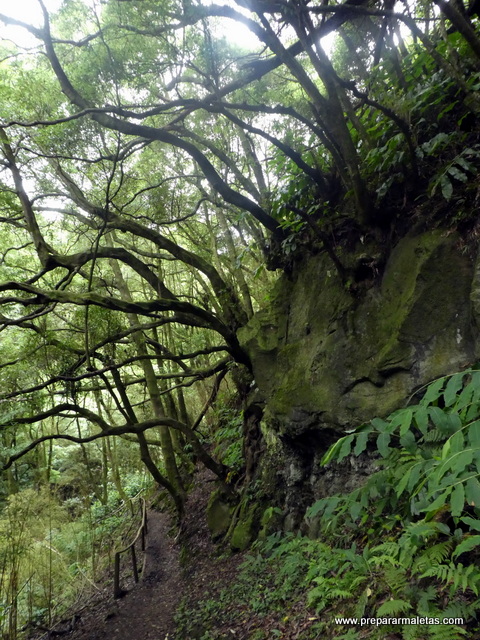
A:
[1,0,480,515]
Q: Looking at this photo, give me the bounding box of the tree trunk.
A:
[108,248,186,510]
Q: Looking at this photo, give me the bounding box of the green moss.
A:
[238,275,291,356]
[379,231,446,335]
[206,489,235,540]
[230,503,261,551]
[258,506,284,540]
[241,230,475,439]
[230,517,254,551]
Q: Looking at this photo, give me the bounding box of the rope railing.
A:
[113,497,148,599]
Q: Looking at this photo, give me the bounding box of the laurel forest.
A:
[1,0,480,638]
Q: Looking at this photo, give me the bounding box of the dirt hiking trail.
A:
[61,508,181,640]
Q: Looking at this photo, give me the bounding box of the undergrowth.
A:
[0,480,148,639]
[175,368,480,639]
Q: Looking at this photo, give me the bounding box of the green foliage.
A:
[212,408,244,475]
[316,368,480,524]
[178,371,480,638]
[428,147,480,201]
[304,369,480,636]
[2,1,480,637]
[0,486,147,638]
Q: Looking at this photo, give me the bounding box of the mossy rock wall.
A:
[239,231,479,526]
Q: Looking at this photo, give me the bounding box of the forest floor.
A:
[46,507,182,640]
[31,467,244,640]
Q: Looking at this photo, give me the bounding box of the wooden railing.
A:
[113,498,148,598]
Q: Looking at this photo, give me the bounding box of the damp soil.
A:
[30,468,243,640]
[50,508,181,640]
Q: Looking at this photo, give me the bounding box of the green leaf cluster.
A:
[179,371,480,639]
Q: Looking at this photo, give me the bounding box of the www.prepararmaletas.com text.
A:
[335,616,464,626]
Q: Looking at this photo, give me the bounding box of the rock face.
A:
[239,231,479,527]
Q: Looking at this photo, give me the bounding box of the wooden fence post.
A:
[131,545,139,583]
[112,497,147,597]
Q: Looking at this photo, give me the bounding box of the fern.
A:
[354,587,369,619]
[370,541,401,559]
[402,625,424,640]
[419,562,454,585]
[398,619,467,640]
[412,541,453,573]
[402,520,445,542]
[452,534,480,558]
[347,575,368,591]
[376,597,412,616]
[328,588,354,599]
[415,584,439,613]
[419,562,480,594]
[368,553,399,569]
[299,371,480,636]
[440,598,472,621]
[382,565,409,595]
[426,625,467,640]
[335,631,359,640]
[424,428,447,443]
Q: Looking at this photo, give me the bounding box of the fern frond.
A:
[412,541,453,573]
[402,624,426,640]
[440,598,470,620]
[382,565,408,594]
[420,562,480,593]
[416,584,438,613]
[420,562,452,584]
[349,575,368,590]
[371,541,400,559]
[424,429,446,443]
[426,624,467,640]
[369,553,398,568]
[376,598,412,616]
[402,520,443,542]
[354,587,369,619]
[335,630,360,640]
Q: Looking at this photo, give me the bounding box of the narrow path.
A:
[64,510,181,640]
